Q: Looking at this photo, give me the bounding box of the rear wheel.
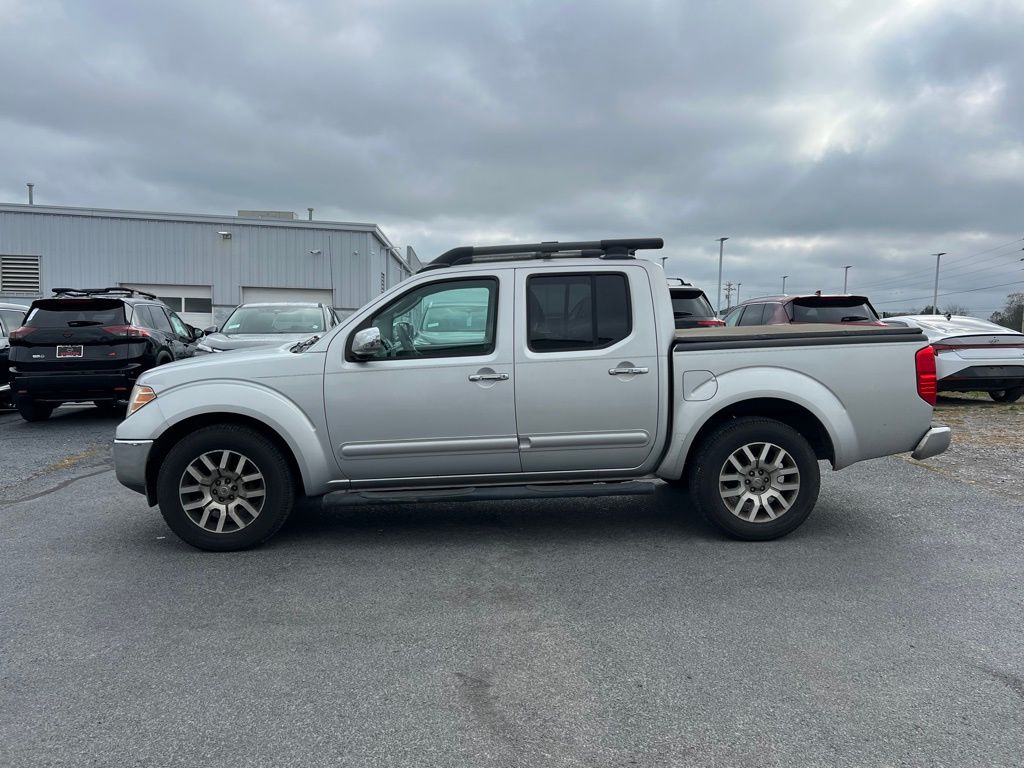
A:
[156,424,296,551]
[989,387,1023,403]
[688,417,820,541]
[16,399,54,423]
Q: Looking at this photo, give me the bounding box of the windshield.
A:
[791,297,879,323]
[670,290,714,318]
[222,305,325,334]
[25,299,126,328]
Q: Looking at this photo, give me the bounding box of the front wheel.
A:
[156,424,296,551]
[989,387,1023,403]
[688,417,820,541]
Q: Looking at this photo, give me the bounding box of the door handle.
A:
[468,372,509,382]
[608,367,649,375]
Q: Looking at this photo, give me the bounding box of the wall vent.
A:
[0,255,41,295]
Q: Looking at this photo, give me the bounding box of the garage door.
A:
[122,283,213,328]
[241,287,334,307]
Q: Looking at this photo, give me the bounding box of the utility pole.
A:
[724,281,735,309]
[931,252,946,314]
[716,237,729,315]
[781,275,789,294]
[842,265,853,293]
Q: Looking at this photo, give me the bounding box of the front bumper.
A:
[911,425,951,461]
[113,439,153,496]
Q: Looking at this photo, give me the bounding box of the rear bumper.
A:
[940,365,1024,392]
[911,425,951,461]
[113,439,153,496]
[11,365,142,402]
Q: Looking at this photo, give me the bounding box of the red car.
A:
[721,293,884,327]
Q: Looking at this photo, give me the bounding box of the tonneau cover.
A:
[673,323,926,347]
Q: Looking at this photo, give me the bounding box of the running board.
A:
[324,480,657,507]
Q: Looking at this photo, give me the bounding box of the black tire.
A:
[688,416,820,541]
[989,387,1023,403]
[156,424,296,551]
[16,399,54,422]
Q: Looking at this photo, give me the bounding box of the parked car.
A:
[882,315,1024,402]
[197,302,341,353]
[722,293,884,327]
[113,237,949,551]
[667,279,724,329]
[0,302,28,408]
[8,287,201,421]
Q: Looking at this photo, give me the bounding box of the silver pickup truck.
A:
[113,238,950,551]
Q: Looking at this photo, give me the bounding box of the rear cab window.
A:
[791,296,879,323]
[527,273,631,352]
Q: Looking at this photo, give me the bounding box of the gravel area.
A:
[908,392,1024,503]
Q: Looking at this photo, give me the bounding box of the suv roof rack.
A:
[419,237,664,272]
[51,287,158,300]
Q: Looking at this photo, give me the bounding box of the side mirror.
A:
[351,327,383,359]
[203,325,218,335]
[189,325,204,340]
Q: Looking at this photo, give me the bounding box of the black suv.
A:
[667,279,724,329]
[8,288,201,421]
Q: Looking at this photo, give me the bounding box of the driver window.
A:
[357,277,498,360]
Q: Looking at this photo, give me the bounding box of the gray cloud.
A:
[1,0,1022,315]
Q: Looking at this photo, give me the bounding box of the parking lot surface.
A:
[1,407,1023,767]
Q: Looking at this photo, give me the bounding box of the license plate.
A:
[56,345,84,358]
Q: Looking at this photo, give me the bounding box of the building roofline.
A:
[0,201,395,246]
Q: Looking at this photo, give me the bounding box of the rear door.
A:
[514,265,660,472]
[10,299,133,373]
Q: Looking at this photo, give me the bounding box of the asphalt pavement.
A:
[1,407,1022,767]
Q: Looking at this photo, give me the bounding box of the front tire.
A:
[16,399,54,422]
[688,417,820,541]
[989,387,1023,403]
[156,424,296,551]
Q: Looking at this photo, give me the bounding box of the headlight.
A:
[128,385,157,415]
[196,342,218,353]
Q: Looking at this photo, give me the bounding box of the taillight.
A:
[8,326,34,341]
[915,346,937,406]
[102,325,152,338]
[697,319,726,327]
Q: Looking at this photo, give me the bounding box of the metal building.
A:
[0,203,420,328]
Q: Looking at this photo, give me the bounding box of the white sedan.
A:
[883,315,1024,402]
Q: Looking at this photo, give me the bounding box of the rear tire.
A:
[989,387,1023,403]
[16,399,54,422]
[156,424,296,551]
[688,417,820,541]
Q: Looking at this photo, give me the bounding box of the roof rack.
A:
[419,237,663,272]
[52,287,158,300]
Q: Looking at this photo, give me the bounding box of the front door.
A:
[514,266,661,473]
[325,271,520,483]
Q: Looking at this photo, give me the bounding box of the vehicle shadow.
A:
[278,484,722,545]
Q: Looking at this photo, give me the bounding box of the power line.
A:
[855,237,1024,291]
[865,245,1024,292]
[871,279,1024,305]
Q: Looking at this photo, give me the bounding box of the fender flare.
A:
[657,366,860,478]
[147,380,337,496]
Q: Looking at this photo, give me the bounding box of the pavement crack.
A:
[0,466,114,508]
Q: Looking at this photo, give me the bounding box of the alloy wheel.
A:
[718,441,801,523]
[178,450,266,533]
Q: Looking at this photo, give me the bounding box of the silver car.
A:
[883,314,1024,402]
[198,302,341,353]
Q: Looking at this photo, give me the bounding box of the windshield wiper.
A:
[290,335,321,353]
[841,315,870,322]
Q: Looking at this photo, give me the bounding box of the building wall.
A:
[0,204,413,323]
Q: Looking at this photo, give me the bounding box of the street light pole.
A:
[842,265,853,293]
[716,237,729,315]
[931,252,947,314]
[781,275,789,294]
[736,282,742,304]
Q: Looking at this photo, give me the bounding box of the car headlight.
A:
[128,385,157,415]
[196,342,218,353]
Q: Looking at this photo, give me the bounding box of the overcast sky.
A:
[2,0,1023,315]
